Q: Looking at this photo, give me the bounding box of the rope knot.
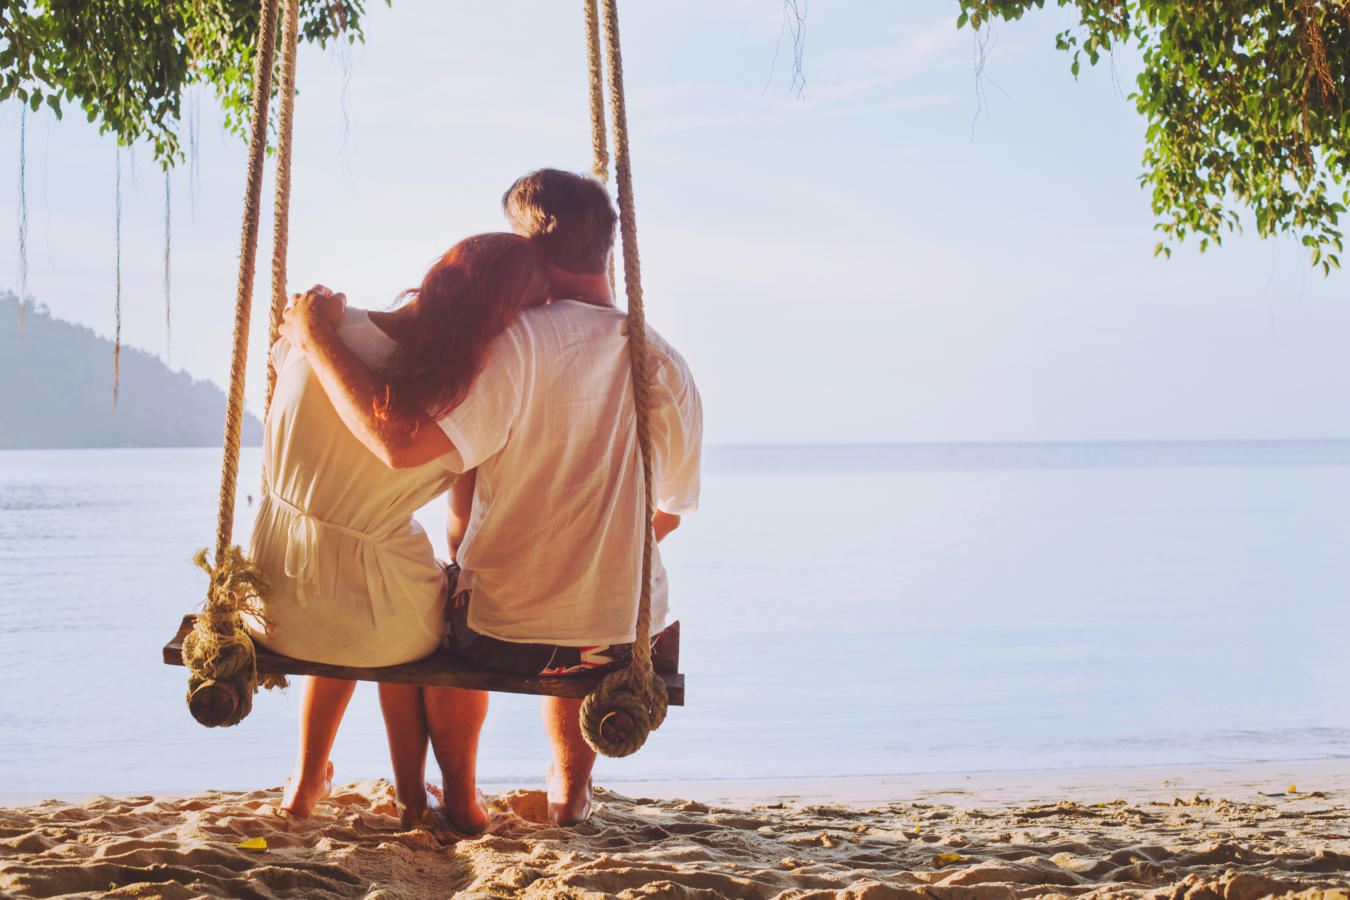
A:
[580,665,668,758]
[185,545,284,727]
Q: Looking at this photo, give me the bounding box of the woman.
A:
[245,232,548,824]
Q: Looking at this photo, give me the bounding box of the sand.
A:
[3,764,1349,899]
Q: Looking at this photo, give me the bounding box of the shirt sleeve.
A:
[434,324,527,471]
[647,334,703,515]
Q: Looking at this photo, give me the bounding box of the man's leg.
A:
[377,682,432,828]
[541,696,596,825]
[281,674,356,816]
[423,686,491,833]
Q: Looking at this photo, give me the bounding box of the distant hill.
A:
[0,293,262,449]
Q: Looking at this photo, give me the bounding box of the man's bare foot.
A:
[278,760,334,818]
[428,783,490,836]
[546,765,592,826]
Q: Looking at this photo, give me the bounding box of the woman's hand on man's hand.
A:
[280,285,346,350]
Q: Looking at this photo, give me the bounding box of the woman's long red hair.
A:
[377,232,549,427]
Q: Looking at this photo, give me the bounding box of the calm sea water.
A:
[2,442,1349,795]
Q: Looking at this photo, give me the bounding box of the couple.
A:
[245,168,702,832]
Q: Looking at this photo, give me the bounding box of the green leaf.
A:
[1,1,375,168]
[956,0,1350,271]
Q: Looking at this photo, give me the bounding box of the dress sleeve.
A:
[434,325,527,470]
[269,337,292,370]
[647,334,703,515]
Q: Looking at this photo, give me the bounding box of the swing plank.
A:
[163,615,684,705]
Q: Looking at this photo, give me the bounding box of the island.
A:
[0,293,263,449]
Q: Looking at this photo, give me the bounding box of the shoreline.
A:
[605,758,1350,809]
[4,760,1349,898]
[6,757,1347,810]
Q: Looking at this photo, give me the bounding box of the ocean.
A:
[2,442,1349,795]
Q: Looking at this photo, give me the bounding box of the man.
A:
[279,168,702,828]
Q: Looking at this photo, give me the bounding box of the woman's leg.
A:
[378,682,433,828]
[423,686,491,833]
[281,674,356,816]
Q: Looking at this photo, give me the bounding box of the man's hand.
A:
[276,287,458,469]
[280,285,346,351]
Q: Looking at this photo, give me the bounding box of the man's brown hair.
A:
[502,168,617,274]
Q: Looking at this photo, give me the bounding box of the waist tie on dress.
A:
[265,487,390,608]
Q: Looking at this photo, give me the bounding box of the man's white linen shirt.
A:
[435,298,702,646]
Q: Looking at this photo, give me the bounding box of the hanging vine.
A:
[1,1,385,169]
[775,1,1348,269]
[959,0,1346,268]
[2,0,386,389]
[188,88,200,221]
[16,105,28,329]
[113,146,122,408]
[164,169,172,361]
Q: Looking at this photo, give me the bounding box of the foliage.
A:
[0,0,386,167]
[957,0,1348,273]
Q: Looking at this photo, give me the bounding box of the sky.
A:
[2,0,1348,445]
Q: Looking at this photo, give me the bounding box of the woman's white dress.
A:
[245,308,456,667]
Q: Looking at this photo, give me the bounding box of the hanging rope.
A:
[184,0,290,728]
[579,0,669,759]
[584,0,609,184]
[266,0,302,417]
[583,0,618,297]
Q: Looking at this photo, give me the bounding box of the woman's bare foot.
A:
[398,781,442,830]
[546,765,592,826]
[278,760,334,818]
[428,783,490,836]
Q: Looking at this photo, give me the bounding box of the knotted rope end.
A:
[185,545,286,727]
[580,666,669,758]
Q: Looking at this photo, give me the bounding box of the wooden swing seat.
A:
[162,615,685,704]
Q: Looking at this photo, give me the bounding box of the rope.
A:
[213,0,281,568]
[187,0,285,728]
[584,0,609,184]
[266,0,301,417]
[579,0,669,759]
[583,0,618,298]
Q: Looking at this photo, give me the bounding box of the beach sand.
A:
[3,763,1349,899]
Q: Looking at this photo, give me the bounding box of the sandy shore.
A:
[3,763,1349,899]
